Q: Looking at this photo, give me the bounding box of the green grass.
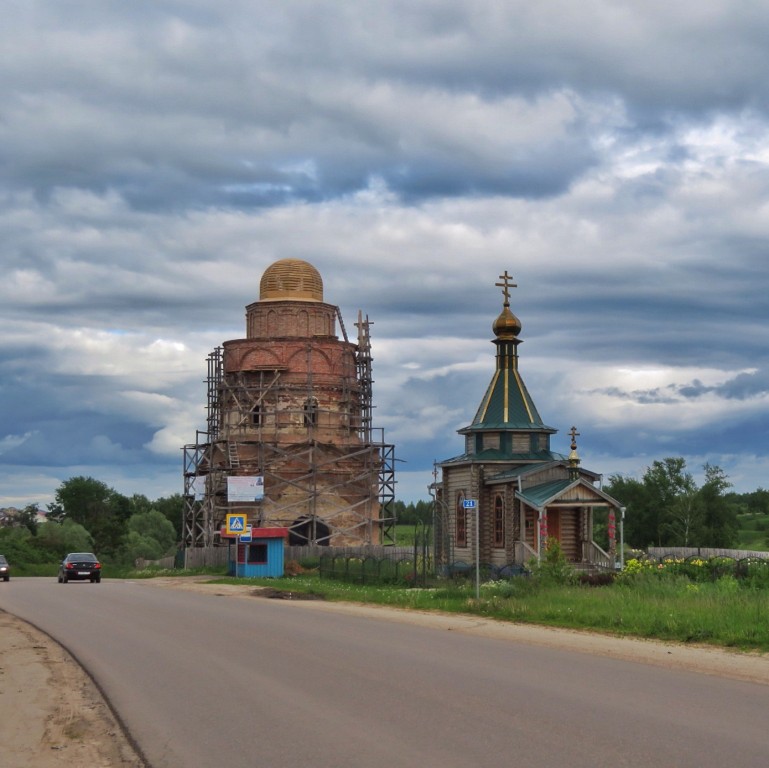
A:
[736,512,769,551]
[208,570,769,653]
[393,525,412,547]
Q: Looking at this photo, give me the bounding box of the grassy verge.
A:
[15,557,769,652]
[207,571,769,653]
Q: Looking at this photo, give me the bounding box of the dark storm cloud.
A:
[5,1,768,211]
[716,370,769,400]
[2,0,769,506]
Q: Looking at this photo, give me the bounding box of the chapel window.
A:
[493,494,505,547]
[456,492,467,548]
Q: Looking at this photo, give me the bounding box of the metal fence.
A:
[644,549,769,583]
[318,552,422,585]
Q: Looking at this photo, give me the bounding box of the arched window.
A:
[493,494,505,547]
[251,404,263,427]
[456,492,467,548]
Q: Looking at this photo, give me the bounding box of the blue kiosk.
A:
[220,525,289,578]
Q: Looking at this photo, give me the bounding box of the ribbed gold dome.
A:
[259,259,323,302]
[493,305,521,340]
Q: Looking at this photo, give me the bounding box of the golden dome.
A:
[259,259,324,302]
[492,305,521,340]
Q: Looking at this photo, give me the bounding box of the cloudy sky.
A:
[2,1,769,510]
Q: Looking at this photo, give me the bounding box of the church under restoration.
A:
[434,271,624,571]
[183,259,395,550]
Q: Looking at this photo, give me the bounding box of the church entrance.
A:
[289,516,331,545]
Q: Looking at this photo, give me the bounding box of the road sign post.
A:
[463,499,480,600]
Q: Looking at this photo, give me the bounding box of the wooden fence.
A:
[136,545,414,571]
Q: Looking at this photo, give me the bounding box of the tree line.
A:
[2,458,767,566]
[393,458,766,551]
[604,458,735,548]
[604,457,764,549]
[0,476,183,566]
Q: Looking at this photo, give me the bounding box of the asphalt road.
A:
[1,578,768,768]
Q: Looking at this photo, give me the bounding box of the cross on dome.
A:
[495,270,517,305]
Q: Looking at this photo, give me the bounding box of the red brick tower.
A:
[183,259,395,549]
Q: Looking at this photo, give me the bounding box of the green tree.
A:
[0,526,46,565]
[698,463,736,547]
[643,457,695,546]
[658,468,700,547]
[128,510,176,554]
[36,520,94,557]
[394,500,433,526]
[120,510,177,564]
[122,531,165,563]
[127,494,154,516]
[604,474,650,546]
[607,458,735,549]
[47,476,130,556]
[150,494,185,539]
[745,488,769,515]
[17,504,42,534]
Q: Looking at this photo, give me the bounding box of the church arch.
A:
[289,516,330,546]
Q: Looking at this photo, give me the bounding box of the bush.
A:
[284,559,307,576]
[529,538,577,585]
[578,572,616,587]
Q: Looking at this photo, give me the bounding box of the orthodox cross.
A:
[495,270,517,305]
[569,426,580,450]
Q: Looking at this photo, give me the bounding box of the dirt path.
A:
[2,578,768,767]
[0,611,145,768]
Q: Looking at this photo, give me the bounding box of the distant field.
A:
[396,515,769,552]
[736,512,769,551]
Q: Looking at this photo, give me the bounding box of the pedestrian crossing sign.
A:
[226,513,247,535]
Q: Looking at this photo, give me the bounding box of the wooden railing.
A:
[582,541,613,569]
[514,540,538,565]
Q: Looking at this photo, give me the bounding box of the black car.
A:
[58,552,102,583]
[0,554,9,582]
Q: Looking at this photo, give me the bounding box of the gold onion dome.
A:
[493,304,521,340]
[259,258,324,302]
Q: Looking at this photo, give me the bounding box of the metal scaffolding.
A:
[183,318,396,549]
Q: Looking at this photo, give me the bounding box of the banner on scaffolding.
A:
[227,476,264,502]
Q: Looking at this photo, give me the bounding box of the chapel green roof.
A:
[465,366,555,432]
[459,276,555,435]
[440,448,564,466]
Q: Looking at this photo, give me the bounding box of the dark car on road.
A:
[0,554,9,582]
[58,552,102,583]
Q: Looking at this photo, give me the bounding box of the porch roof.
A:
[517,479,574,508]
[486,460,602,485]
[516,478,624,510]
